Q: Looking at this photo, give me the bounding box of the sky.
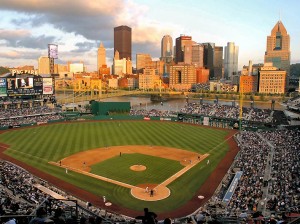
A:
[0,0,299,72]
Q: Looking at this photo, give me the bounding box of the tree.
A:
[290,63,300,77]
[0,66,10,75]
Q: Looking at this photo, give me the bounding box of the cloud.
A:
[0,29,55,49]
[71,41,98,53]
[0,50,21,59]
[0,0,178,69]
[2,0,127,43]
[0,50,41,60]
[2,1,168,47]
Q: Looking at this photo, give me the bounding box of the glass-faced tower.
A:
[264,21,290,77]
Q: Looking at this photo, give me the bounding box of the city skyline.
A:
[0,0,299,72]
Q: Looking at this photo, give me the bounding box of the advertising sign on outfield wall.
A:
[203,117,210,126]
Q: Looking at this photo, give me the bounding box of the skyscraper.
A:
[175,35,192,63]
[214,46,223,80]
[203,43,223,80]
[136,53,152,72]
[224,42,239,80]
[114,25,132,60]
[161,35,173,63]
[191,44,204,67]
[97,42,106,72]
[264,20,290,78]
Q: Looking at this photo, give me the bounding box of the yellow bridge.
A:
[56,89,181,104]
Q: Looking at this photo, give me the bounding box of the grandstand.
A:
[0,74,299,223]
[282,95,300,125]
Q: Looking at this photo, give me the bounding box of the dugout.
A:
[91,101,131,115]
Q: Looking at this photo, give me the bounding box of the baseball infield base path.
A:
[0,127,239,219]
[50,145,209,201]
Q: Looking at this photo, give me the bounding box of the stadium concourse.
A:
[0,100,299,223]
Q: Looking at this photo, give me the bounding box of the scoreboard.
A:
[0,76,54,97]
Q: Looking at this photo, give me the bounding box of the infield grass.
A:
[0,121,231,214]
[91,153,184,185]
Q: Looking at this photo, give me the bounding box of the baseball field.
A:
[0,121,238,218]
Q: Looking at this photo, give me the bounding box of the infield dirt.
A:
[51,145,208,201]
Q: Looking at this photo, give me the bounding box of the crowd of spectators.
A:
[129,109,177,117]
[190,83,210,91]
[0,114,65,127]
[226,131,270,214]
[0,106,64,127]
[129,102,274,124]
[260,130,300,213]
[204,128,299,223]
[0,160,134,223]
[0,106,61,119]
[180,103,272,123]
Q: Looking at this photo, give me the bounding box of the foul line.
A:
[206,132,236,154]
[2,147,49,162]
[49,161,140,190]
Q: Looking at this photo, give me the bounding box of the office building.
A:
[195,67,209,84]
[224,42,239,80]
[69,63,85,74]
[97,42,106,73]
[203,43,223,80]
[161,35,173,63]
[258,63,286,94]
[192,44,204,67]
[136,54,152,73]
[175,35,192,63]
[38,56,50,74]
[214,46,223,80]
[126,59,132,74]
[150,60,165,76]
[99,65,110,78]
[169,64,196,90]
[114,25,132,60]
[54,64,68,74]
[240,75,258,93]
[139,68,160,90]
[183,41,194,64]
[113,50,131,76]
[264,20,290,78]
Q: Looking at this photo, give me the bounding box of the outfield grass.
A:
[0,121,230,213]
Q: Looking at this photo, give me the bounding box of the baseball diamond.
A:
[0,120,238,218]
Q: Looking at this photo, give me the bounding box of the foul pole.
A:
[239,82,243,131]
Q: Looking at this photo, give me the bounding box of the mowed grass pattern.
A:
[0,121,230,213]
[91,153,184,185]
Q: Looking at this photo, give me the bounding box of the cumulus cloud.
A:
[0,0,179,68]
[2,1,170,49]
[0,51,21,59]
[2,0,127,43]
[0,50,41,60]
[71,41,98,53]
[0,29,55,49]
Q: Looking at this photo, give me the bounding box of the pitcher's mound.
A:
[130,165,146,171]
[131,183,170,201]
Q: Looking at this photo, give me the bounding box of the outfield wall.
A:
[90,115,177,121]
